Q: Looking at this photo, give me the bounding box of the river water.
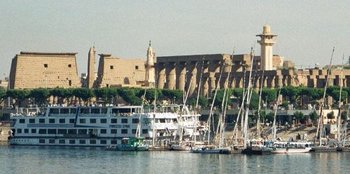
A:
[0,145,349,174]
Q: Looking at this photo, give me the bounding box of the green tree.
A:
[309,111,318,122]
[50,87,67,104]
[6,89,30,107]
[161,89,183,103]
[30,88,50,106]
[293,111,306,124]
[94,87,109,104]
[281,86,300,103]
[261,88,277,105]
[118,88,142,105]
[73,88,94,105]
[232,88,245,102]
[0,87,6,104]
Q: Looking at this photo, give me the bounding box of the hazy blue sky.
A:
[1,0,349,79]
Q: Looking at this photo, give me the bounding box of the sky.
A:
[1,0,349,79]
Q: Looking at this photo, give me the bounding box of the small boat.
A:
[170,143,192,151]
[272,141,313,154]
[190,145,231,154]
[106,137,149,151]
[241,140,272,155]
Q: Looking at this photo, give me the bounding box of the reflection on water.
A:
[1,146,350,174]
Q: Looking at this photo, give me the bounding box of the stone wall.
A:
[9,52,81,89]
[95,54,146,87]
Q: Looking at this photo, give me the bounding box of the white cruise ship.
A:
[9,105,202,147]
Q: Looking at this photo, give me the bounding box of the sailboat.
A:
[241,48,273,155]
[191,53,232,154]
[312,47,341,152]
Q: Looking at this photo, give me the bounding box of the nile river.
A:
[1,145,349,174]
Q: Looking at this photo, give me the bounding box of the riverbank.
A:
[0,122,10,145]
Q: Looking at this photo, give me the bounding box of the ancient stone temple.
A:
[9,52,81,89]
[94,54,146,88]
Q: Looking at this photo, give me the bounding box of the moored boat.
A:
[190,145,231,154]
[272,141,313,154]
[106,137,149,151]
[8,105,202,148]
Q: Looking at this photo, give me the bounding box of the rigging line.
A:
[316,47,335,142]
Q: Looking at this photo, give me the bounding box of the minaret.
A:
[87,46,96,88]
[257,25,277,70]
[145,41,156,87]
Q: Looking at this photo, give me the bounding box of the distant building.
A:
[9,52,81,89]
[0,78,8,89]
[94,54,146,88]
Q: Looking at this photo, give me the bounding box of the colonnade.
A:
[156,60,300,97]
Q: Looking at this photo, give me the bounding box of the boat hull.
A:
[191,147,231,154]
[272,147,312,154]
[241,147,272,155]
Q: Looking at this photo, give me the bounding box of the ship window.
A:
[90,119,96,123]
[49,119,55,123]
[48,129,57,134]
[61,108,69,114]
[24,129,29,134]
[39,139,45,144]
[121,119,128,124]
[160,119,165,123]
[59,119,65,123]
[39,129,47,134]
[111,140,117,144]
[100,119,107,123]
[100,129,107,134]
[111,129,117,134]
[91,108,100,114]
[101,108,108,114]
[90,140,96,144]
[100,140,107,144]
[79,140,86,144]
[31,129,37,133]
[59,139,65,144]
[142,129,148,134]
[68,129,76,134]
[70,108,77,113]
[121,129,128,134]
[50,108,59,115]
[17,129,22,134]
[19,119,25,123]
[111,119,117,123]
[69,140,75,144]
[58,129,67,134]
[49,139,55,144]
[80,119,86,124]
[29,119,35,123]
[132,129,136,134]
[132,118,139,124]
[81,108,90,114]
[78,129,87,134]
[69,119,75,123]
[39,119,45,123]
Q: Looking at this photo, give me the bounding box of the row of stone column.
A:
[157,62,300,97]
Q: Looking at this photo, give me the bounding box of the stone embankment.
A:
[0,122,10,145]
